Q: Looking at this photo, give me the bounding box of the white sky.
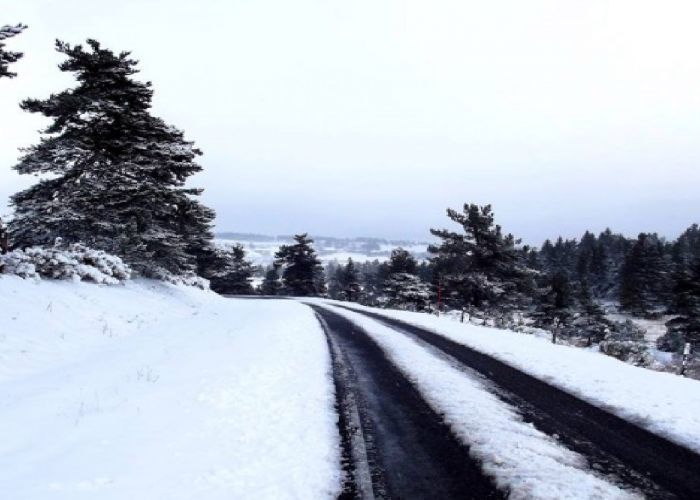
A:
[1,0,699,244]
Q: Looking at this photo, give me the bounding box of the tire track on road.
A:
[335,304,700,500]
[312,304,503,500]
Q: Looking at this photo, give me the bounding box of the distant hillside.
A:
[215,232,430,266]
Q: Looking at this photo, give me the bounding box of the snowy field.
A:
[319,300,700,455]
[215,234,429,266]
[0,277,341,500]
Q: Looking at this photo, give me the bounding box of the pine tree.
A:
[575,278,609,345]
[260,266,282,296]
[274,233,324,296]
[357,259,386,305]
[669,224,700,312]
[534,270,573,328]
[384,272,431,311]
[596,228,632,298]
[0,24,26,79]
[382,247,431,310]
[8,40,214,277]
[207,245,255,295]
[429,203,532,312]
[337,258,361,301]
[619,233,670,315]
[327,262,345,300]
[661,255,700,352]
[313,265,328,297]
[0,217,7,254]
[387,247,417,274]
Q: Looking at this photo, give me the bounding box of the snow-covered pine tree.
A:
[8,40,215,277]
[382,248,431,310]
[596,228,632,299]
[207,244,256,295]
[314,265,328,297]
[0,217,7,254]
[387,247,417,275]
[337,258,361,302]
[384,273,431,311]
[325,261,342,299]
[660,254,700,353]
[533,269,574,330]
[429,204,532,312]
[0,24,26,79]
[273,234,324,296]
[575,278,609,345]
[356,259,386,305]
[260,266,282,296]
[619,233,671,316]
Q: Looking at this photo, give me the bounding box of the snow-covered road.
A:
[312,304,502,499]
[3,277,700,500]
[313,302,700,499]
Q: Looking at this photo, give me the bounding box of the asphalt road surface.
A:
[324,303,700,500]
[311,304,504,500]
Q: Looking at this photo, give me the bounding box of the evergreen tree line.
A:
[257,206,698,358]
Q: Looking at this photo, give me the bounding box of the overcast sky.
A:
[1,0,699,244]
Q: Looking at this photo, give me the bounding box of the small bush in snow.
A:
[599,340,655,367]
[599,320,654,367]
[0,244,131,284]
[656,328,687,354]
[153,269,209,290]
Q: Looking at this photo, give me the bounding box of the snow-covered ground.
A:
[0,277,341,500]
[321,304,639,499]
[215,234,429,266]
[4,275,699,499]
[316,300,700,455]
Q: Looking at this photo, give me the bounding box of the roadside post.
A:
[680,342,692,376]
[552,317,560,344]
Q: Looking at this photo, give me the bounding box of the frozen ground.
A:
[318,300,700,455]
[0,277,341,500]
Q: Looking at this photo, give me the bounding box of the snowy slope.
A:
[0,277,341,500]
[315,300,700,455]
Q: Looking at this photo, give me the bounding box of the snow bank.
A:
[321,304,638,499]
[0,276,341,499]
[323,300,700,455]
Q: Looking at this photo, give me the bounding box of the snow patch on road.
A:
[320,304,640,500]
[324,300,700,455]
[0,276,341,500]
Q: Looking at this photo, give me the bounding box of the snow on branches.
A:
[0,23,27,79]
[0,243,131,284]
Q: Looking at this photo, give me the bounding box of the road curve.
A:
[311,304,503,500]
[334,304,700,500]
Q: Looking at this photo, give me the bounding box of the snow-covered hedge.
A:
[0,244,131,284]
